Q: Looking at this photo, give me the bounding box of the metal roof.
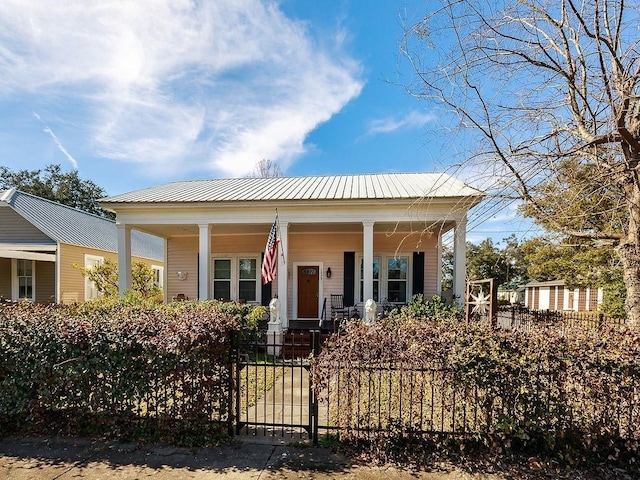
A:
[524,280,566,288]
[100,173,483,204]
[0,189,163,261]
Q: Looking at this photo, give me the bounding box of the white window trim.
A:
[211,255,261,303]
[357,254,412,305]
[151,265,164,289]
[12,258,36,302]
[84,254,104,300]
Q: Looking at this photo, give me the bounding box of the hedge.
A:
[0,300,262,446]
[314,312,640,471]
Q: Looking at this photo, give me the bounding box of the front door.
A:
[297,265,319,318]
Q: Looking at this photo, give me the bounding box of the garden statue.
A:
[364,298,376,326]
[268,297,281,327]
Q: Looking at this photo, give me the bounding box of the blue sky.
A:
[0,0,538,245]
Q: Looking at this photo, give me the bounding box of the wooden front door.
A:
[297,265,319,318]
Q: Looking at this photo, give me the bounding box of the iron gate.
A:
[231,330,322,441]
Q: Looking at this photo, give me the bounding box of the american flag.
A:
[261,219,279,284]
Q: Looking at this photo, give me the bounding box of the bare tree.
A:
[403,0,640,327]
[248,159,282,178]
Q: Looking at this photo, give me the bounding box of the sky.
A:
[0,0,539,245]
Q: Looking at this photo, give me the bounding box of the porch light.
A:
[326,267,332,278]
[176,271,188,281]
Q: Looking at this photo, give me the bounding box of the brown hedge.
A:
[0,300,259,445]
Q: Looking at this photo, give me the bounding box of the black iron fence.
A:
[497,305,626,331]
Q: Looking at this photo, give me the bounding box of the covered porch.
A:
[113,217,468,331]
[101,173,481,332]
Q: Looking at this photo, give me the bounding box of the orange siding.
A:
[578,289,587,311]
[550,287,557,311]
[588,288,599,311]
[59,243,160,303]
[557,287,564,310]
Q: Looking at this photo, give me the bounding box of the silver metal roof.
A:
[0,189,163,261]
[100,173,482,204]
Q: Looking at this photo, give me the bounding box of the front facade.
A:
[524,280,603,312]
[0,189,164,303]
[101,173,483,328]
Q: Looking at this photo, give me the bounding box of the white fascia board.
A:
[113,199,475,226]
[0,249,57,262]
[0,244,57,251]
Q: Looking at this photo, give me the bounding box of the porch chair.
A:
[330,294,349,327]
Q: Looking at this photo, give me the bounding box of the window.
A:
[213,259,232,301]
[238,258,257,302]
[359,257,380,302]
[358,255,409,304]
[213,256,260,302]
[84,255,104,300]
[152,265,164,288]
[387,257,408,303]
[17,259,34,300]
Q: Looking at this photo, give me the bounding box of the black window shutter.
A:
[261,253,272,306]
[412,251,425,296]
[343,252,355,306]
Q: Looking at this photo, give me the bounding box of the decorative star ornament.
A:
[470,288,491,316]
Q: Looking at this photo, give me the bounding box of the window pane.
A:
[239,259,256,279]
[18,259,32,276]
[239,281,256,301]
[388,281,406,303]
[388,258,407,280]
[360,257,380,302]
[213,281,231,301]
[214,260,231,279]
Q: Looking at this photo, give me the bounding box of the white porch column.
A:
[436,234,443,295]
[277,221,289,330]
[117,224,132,297]
[453,216,467,305]
[198,224,211,301]
[362,221,374,302]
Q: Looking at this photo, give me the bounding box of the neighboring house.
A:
[0,189,164,304]
[524,280,603,312]
[497,284,525,305]
[100,173,483,329]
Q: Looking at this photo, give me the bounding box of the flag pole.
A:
[275,208,286,264]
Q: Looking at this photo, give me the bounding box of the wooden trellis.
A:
[465,278,498,327]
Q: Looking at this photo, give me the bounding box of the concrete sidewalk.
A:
[0,435,503,479]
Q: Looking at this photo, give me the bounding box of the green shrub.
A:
[391,294,464,321]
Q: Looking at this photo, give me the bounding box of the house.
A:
[100,173,483,329]
[0,189,164,303]
[523,280,602,312]
[497,283,525,305]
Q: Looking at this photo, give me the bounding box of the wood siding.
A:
[167,236,199,301]
[59,243,159,303]
[35,260,55,303]
[166,229,439,316]
[0,257,10,299]
[0,207,53,243]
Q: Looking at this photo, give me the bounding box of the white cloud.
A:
[0,0,363,177]
[366,110,436,135]
[33,112,78,168]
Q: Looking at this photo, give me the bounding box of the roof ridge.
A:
[11,189,115,224]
